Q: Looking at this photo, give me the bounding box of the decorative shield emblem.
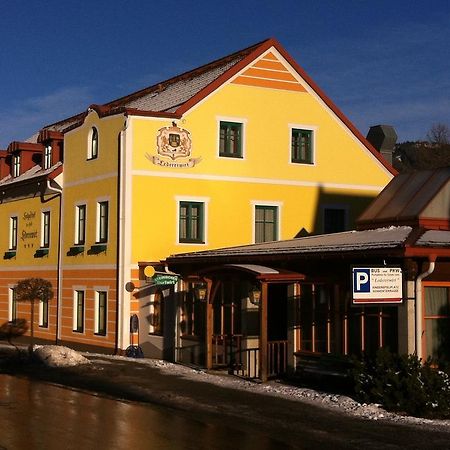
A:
[156,125,191,160]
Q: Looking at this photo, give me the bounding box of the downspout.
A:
[415,256,436,360]
[46,180,63,345]
[115,116,129,354]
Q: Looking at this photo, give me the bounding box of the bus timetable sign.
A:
[352,266,403,305]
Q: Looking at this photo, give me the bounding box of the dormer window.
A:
[88,127,99,160]
[43,145,52,169]
[12,154,20,177]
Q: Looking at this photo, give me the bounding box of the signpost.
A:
[352,266,403,304]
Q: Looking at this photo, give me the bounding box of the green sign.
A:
[153,274,179,286]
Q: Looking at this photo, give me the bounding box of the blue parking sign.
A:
[353,268,371,293]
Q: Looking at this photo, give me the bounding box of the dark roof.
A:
[357,167,450,229]
[167,227,413,262]
[167,225,450,266]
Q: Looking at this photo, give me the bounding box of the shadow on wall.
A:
[294,186,377,237]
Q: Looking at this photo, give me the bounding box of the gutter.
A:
[415,255,436,360]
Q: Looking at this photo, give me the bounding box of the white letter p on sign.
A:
[356,272,369,290]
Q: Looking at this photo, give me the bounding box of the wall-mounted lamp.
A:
[194,283,208,302]
[249,284,262,306]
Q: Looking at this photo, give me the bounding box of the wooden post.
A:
[259,282,268,382]
[205,278,214,370]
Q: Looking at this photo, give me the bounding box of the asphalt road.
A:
[2,352,450,449]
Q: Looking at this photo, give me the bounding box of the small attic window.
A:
[12,153,21,177]
[88,127,99,160]
[43,145,52,169]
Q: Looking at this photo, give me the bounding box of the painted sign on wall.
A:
[352,266,403,304]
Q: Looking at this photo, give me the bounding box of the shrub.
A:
[351,348,450,418]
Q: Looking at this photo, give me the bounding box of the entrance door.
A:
[212,280,242,369]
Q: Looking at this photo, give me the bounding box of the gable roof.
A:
[357,167,450,230]
[31,38,394,174]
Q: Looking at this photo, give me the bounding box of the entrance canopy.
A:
[198,263,305,283]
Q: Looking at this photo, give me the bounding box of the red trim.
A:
[418,218,450,230]
[7,141,43,153]
[404,247,450,258]
[38,130,64,143]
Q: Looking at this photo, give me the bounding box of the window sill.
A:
[218,153,243,159]
[34,248,49,258]
[94,332,107,337]
[3,250,16,260]
[88,244,107,254]
[67,245,85,256]
[179,240,205,245]
[73,330,84,334]
[291,160,314,165]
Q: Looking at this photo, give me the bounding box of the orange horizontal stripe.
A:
[242,67,298,82]
[263,52,278,61]
[254,59,288,71]
[232,76,306,92]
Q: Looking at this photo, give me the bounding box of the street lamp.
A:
[194,282,208,302]
[249,284,262,306]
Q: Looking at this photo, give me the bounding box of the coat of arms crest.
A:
[156,125,191,160]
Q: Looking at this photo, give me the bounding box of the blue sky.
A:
[0,0,448,147]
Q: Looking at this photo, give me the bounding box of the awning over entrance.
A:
[198,263,305,283]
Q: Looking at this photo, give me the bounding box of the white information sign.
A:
[352,266,403,304]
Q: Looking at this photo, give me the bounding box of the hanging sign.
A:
[352,266,403,305]
[152,274,179,286]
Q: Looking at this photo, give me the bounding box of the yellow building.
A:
[0,39,394,355]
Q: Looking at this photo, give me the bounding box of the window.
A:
[43,145,52,169]
[255,205,278,243]
[39,299,49,328]
[41,211,50,248]
[9,216,18,250]
[219,121,242,158]
[12,153,21,177]
[73,290,84,333]
[179,201,204,243]
[88,127,99,160]
[75,205,86,245]
[149,290,164,335]
[424,286,450,362]
[95,291,107,335]
[323,207,347,234]
[291,128,313,164]
[180,283,206,338]
[97,201,108,243]
[8,288,17,322]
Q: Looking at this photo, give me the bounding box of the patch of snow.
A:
[34,345,90,368]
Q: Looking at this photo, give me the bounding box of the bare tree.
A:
[427,123,450,145]
[15,278,54,353]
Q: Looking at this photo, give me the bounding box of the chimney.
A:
[366,125,397,165]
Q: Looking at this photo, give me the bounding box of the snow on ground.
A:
[34,345,90,368]
[86,352,450,428]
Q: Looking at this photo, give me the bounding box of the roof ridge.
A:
[105,38,272,109]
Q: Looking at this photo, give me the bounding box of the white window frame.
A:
[8,287,17,322]
[38,298,49,328]
[9,216,18,250]
[94,288,108,336]
[74,204,87,245]
[72,289,85,333]
[288,124,317,166]
[96,199,109,243]
[216,116,247,160]
[12,153,21,177]
[41,210,51,248]
[251,201,282,244]
[43,144,52,169]
[175,196,209,245]
[87,126,99,160]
